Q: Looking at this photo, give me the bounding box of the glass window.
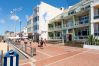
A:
[94,23,99,36]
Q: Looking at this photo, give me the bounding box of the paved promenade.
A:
[0,42,8,54]
[19,40,99,66]
[1,41,99,66]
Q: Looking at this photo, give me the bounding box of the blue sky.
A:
[0,0,80,35]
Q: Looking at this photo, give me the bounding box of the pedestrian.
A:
[44,39,47,46]
[37,38,39,44]
[30,41,32,46]
[39,38,44,48]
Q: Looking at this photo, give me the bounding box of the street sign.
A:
[4,50,19,66]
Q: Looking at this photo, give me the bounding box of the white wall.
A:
[38,2,63,40]
[84,45,99,50]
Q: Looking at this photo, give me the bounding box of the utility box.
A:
[4,50,19,66]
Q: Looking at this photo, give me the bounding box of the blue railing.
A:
[94,15,99,19]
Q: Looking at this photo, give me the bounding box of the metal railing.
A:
[94,15,99,19]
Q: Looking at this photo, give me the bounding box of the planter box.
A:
[83,44,99,50]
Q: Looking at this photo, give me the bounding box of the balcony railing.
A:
[48,27,54,30]
[63,24,67,28]
[55,26,62,29]
[74,36,88,40]
[48,37,62,40]
[94,15,99,19]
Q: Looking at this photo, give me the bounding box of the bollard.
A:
[24,42,27,52]
[0,50,3,66]
[4,50,19,66]
[31,48,36,56]
[30,42,31,46]
[7,45,9,52]
[30,47,33,57]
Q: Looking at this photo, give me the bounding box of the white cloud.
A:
[10,7,23,14]
[10,15,19,21]
[0,19,5,24]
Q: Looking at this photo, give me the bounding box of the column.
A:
[91,23,94,35]
[53,22,55,29]
[61,19,64,44]
[61,19,64,29]
[90,4,94,36]
[72,16,76,41]
[53,32,55,39]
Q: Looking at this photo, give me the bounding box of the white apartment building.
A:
[27,16,33,38]
[4,31,15,38]
[48,0,99,42]
[29,2,64,40]
[22,27,28,37]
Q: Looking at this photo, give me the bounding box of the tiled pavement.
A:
[16,41,99,66]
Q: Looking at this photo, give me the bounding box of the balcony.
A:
[63,24,67,28]
[33,21,38,25]
[74,20,89,28]
[74,36,88,41]
[48,27,54,31]
[48,37,62,40]
[94,15,99,19]
[54,26,62,30]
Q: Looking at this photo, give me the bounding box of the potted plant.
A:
[83,35,99,50]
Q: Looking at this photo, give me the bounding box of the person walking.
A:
[44,39,47,46]
[39,38,44,48]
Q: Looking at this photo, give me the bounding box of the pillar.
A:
[90,3,94,36]
[72,15,76,41]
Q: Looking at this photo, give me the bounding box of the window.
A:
[98,8,99,15]
[94,23,99,36]
[27,20,31,25]
[33,16,39,22]
[76,28,89,36]
[68,10,76,15]
[79,15,89,24]
[33,25,39,31]
[27,28,31,32]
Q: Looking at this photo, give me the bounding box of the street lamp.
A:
[19,20,22,38]
[10,8,22,37]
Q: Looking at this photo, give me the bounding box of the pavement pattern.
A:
[18,40,99,66]
[1,40,99,66]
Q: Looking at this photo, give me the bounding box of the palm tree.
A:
[87,35,95,45]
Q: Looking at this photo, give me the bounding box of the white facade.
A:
[27,16,33,34]
[22,27,28,37]
[4,31,15,38]
[48,0,99,42]
[91,0,99,37]
[33,2,63,40]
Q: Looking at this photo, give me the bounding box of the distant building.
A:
[4,31,15,38]
[22,27,28,37]
[27,2,63,40]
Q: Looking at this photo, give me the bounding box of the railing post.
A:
[0,50,3,66]
[30,47,33,57]
[25,44,26,52]
[31,48,36,56]
[24,42,27,52]
[7,44,9,51]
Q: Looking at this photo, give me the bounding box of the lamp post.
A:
[10,8,22,37]
[19,20,22,38]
